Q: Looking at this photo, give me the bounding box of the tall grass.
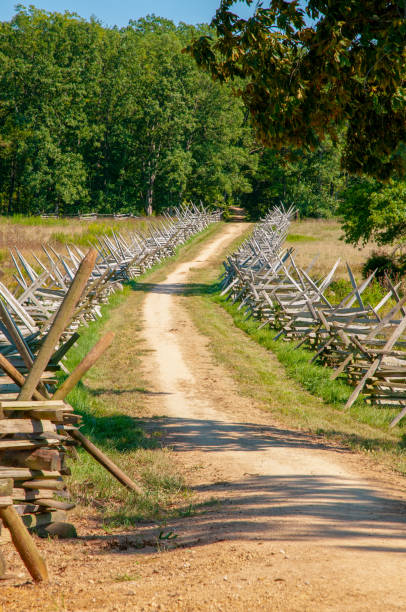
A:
[51,222,118,246]
[0,214,71,227]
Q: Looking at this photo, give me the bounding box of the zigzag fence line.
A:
[220,204,406,429]
[0,203,220,581]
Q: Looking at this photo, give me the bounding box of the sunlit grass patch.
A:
[0,214,71,227]
[286,233,317,242]
[287,218,377,279]
[51,222,118,246]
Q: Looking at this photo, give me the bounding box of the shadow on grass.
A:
[317,428,406,453]
[72,408,406,530]
[72,394,159,453]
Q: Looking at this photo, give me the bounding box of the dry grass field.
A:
[0,215,384,297]
[0,215,160,289]
[286,218,377,280]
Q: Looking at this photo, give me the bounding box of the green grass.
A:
[286,233,317,242]
[62,284,185,525]
[51,222,119,246]
[60,222,226,526]
[325,277,393,309]
[0,214,71,227]
[213,293,402,428]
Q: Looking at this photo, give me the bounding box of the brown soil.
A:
[1,223,406,611]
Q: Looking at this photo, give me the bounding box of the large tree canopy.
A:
[187,0,406,180]
[339,177,406,245]
[0,8,255,215]
[0,6,351,218]
[242,136,345,219]
[4,5,401,224]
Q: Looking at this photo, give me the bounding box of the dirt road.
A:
[140,222,406,610]
[2,223,406,611]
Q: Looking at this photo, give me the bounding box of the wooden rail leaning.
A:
[67,429,143,494]
[52,332,143,493]
[1,332,144,495]
[0,353,44,401]
[0,300,50,399]
[18,249,98,401]
[0,478,48,582]
[52,332,115,400]
[0,506,48,582]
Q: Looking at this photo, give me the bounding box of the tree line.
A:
[0,5,404,247]
[0,7,348,219]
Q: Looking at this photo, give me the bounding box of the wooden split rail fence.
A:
[0,204,220,582]
[220,204,406,429]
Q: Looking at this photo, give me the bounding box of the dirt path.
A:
[140,222,406,610]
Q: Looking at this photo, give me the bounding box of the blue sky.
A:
[1,1,255,27]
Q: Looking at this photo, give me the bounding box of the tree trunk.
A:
[145,131,160,216]
[146,172,156,216]
[8,153,16,215]
[16,178,21,214]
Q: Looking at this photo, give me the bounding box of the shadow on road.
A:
[76,413,406,555]
[127,280,217,296]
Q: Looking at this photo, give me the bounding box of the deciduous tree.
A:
[187,0,406,180]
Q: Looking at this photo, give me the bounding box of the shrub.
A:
[362,250,406,283]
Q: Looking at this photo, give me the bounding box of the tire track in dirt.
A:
[141,222,406,610]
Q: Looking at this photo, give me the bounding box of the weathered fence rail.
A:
[221,205,406,429]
